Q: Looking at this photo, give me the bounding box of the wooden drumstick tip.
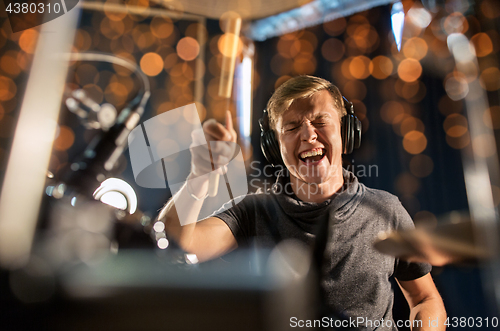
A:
[208,173,219,197]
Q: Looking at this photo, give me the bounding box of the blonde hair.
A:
[266,75,346,130]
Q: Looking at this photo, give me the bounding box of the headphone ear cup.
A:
[341,114,351,154]
[354,117,362,149]
[261,129,283,167]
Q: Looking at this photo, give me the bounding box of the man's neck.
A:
[289,171,345,203]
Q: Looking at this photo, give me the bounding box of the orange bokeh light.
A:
[323,17,347,36]
[0,51,21,77]
[398,59,422,82]
[403,37,428,60]
[151,17,174,39]
[369,56,393,79]
[54,126,75,151]
[321,38,345,62]
[403,130,427,154]
[0,76,16,101]
[19,29,38,54]
[140,52,164,76]
[349,56,371,79]
[217,34,242,58]
[471,33,493,57]
[177,37,200,61]
[380,101,405,124]
[480,67,500,91]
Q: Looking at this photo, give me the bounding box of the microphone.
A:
[56,52,151,198]
[60,90,150,197]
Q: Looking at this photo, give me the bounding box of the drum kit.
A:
[373,211,498,267]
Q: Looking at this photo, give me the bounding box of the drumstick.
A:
[208,12,241,198]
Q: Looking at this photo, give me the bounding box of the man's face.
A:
[276,90,343,185]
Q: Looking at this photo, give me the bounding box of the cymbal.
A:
[373,213,496,266]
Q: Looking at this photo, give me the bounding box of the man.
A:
[159,76,446,330]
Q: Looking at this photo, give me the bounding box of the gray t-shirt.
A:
[214,169,431,330]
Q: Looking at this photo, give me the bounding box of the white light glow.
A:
[391,2,405,52]
[157,238,169,249]
[93,178,137,214]
[153,221,165,233]
[185,253,199,264]
[99,192,128,211]
[407,7,432,28]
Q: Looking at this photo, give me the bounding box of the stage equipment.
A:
[58,52,150,198]
[373,211,495,266]
[0,7,80,269]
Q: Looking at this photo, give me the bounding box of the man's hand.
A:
[190,110,237,178]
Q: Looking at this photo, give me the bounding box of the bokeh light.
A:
[443,12,468,35]
[0,51,22,77]
[177,37,200,61]
[140,52,164,76]
[403,37,428,60]
[100,17,125,40]
[380,100,405,124]
[471,33,493,57]
[369,56,393,79]
[277,37,301,59]
[399,117,425,136]
[480,0,500,19]
[0,76,17,101]
[217,34,242,58]
[403,130,427,154]
[53,126,75,151]
[444,72,469,100]
[83,84,104,104]
[343,80,366,101]
[18,29,38,54]
[480,67,500,91]
[323,17,347,36]
[321,38,345,63]
[150,17,174,39]
[349,56,370,79]
[397,58,422,82]
[293,54,316,75]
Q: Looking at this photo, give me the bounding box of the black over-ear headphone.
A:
[259,96,361,167]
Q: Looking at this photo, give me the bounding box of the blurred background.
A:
[0,0,500,329]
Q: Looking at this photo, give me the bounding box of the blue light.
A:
[391,2,405,52]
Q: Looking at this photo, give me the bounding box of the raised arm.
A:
[158,111,238,262]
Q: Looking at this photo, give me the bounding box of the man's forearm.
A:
[159,173,209,251]
[409,296,447,331]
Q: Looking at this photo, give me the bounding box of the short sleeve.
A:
[391,196,432,281]
[211,194,253,247]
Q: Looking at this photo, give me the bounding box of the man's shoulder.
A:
[361,183,401,206]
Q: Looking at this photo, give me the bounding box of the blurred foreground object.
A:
[46,243,315,331]
[374,211,496,266]
[0,6,80,270]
